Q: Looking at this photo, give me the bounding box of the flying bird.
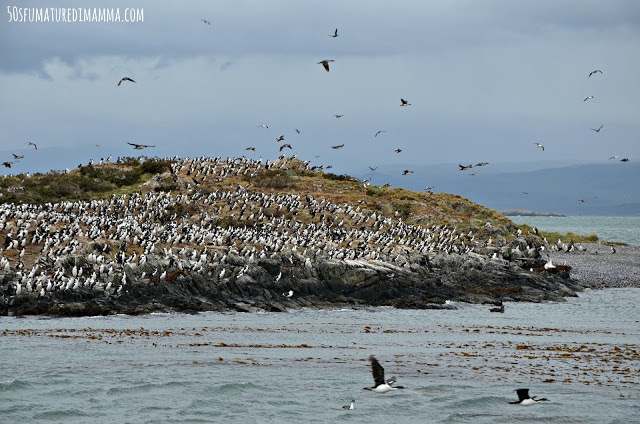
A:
[257,124,269,128]
[127,142,155,150]
[279,143,292,151]
[201,19,211,25]
[400,98,411,106]
[294,128,301,134]
[588,69,602,77]
[459,164,473,171]
[608,155,618,160]
[590,124,603,133]
[578,199,587,203]
[329,28,338,38]
[317,59,335,72]
[368,166,378,171]
[509,388,549,406]
[26,141,38,150]
[117,77,136,86]
[334,114,344,118]
[620,158,629,162]
[394,148,402,153]
[276,135,285,142]
[245,147,256,151]
[583,95,594,101]
[363,356,404,393]
[332,144,345,149]
[534,142,545,151]
[402,170,414,175]
[12,154,24,159]
[2,161,13,168]
[375,130,386,137]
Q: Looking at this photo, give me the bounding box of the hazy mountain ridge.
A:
[356,162,639,216]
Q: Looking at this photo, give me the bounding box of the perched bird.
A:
[127,142,155,150]
[588,69,602,77]
[375,130,386,137]
[610,246,616,254]
[317,59,335,72]
[329,28,338,38]
[400,98,411,106]
[342,399,355,410]
[117,77,136,86]
[279,143,293,151]
[402,169,414,175]
[332,144,345,149]
[509,388,549,405]
[201,19,211,25]
[282,290,294,298]
[363,356,404,393]
[26,141,38,150]
[583,95,594,101]
[591,124,603,133]
[535,142,544,151]
[459,164,473,171]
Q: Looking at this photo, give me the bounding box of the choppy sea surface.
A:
[2,288,639,423]
[508,216,640,246]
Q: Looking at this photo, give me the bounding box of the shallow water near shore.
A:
[2,288,639,423]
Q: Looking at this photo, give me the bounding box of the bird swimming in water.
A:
[489,302,504,313]
[117,77,136,86]
[317,59,335,72]
[364,355,404,393]
[342,399,355,410]
[509,388,549,405]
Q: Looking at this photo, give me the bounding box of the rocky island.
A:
[0,156,590,316]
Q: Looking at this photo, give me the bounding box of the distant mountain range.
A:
[351,161,639,217]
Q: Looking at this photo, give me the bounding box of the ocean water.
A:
[508,216,640,245]
[1,288,639,423]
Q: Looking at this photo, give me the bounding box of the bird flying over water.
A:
[535,142,545,151]
[402,169,414,175]
[588,69,602,77]
[317,59,335,72]
[591,124,603,133]
[117,77,136,86]
[459,164,473,171]
[127,142,155,150]
[400,98,411,106]
[364,356,404,393]
[329,28,338,38]
[509,388,549,405]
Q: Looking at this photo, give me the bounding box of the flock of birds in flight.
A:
[337,355,549,411]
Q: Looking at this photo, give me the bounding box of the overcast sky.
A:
[1,0,639,179]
